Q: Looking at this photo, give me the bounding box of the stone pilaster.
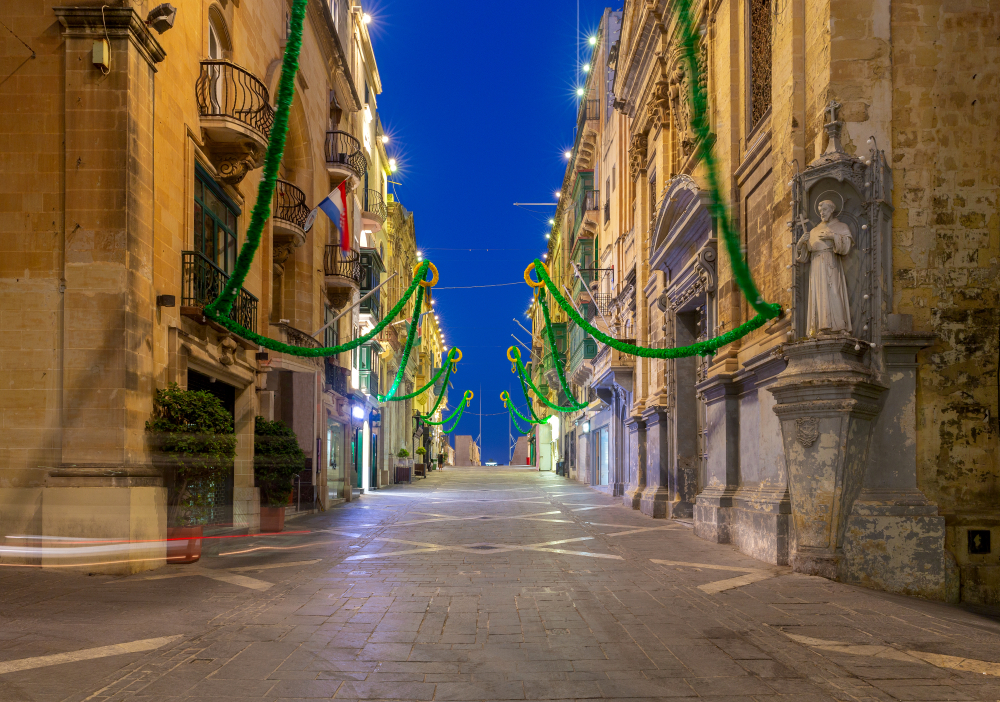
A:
[622,416,645,509]
[841,324,957,601]
[639,406,671,518]
[694,373,739,542]
[769,337,887,579]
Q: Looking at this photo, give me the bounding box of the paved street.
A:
[2,467,999,702]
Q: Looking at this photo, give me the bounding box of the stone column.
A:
[694,373,739,542]
[841,322,956,600]
[768,337,886,578]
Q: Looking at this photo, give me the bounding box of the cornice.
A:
[309,0,361,111]
[54,7,165,68]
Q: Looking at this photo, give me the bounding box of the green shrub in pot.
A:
[254,418,307,507]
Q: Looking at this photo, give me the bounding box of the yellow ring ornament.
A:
[464,390,474,402]
[506,346,521,363]
[523,261,548,288]
[500,391,510,407]
[448,347,462,363]
[413,261,439,288]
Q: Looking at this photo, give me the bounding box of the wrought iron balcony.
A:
[274,179,310,229]
[196,60,274,148]
[324,131,367,183]
[324,245,363,284]
[326,361,349,396]
[580,99,599,123]
[363,188,387,223]
[181,251,258,335]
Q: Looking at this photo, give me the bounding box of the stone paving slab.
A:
[0,467,999,701]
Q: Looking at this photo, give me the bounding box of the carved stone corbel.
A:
[628,133,648,181]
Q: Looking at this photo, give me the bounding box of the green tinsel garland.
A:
[518,372,548,423]
[423,396,468,426]
[535,260,779,359]
[507,402,532,435]
[538,288,587,409]
[205,261,430,357]
[206,0,307,320]
[382,348,459,404]
[418,361,454,419]
[376,285,424,402]
[511,351,581,414]
[440,401,467,434]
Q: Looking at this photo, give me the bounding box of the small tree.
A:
[147,383,236,527]
[415,446,426,457]
[254,418,307,507]
[397,448,410,458]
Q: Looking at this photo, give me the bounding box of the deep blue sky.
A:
[371,0,618,464]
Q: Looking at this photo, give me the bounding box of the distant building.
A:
[511,436,531,466]
[453,436,481,466]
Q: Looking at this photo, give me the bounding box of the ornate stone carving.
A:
[795,417,819,447]
[272,241,296,276]
[218,335,239,366]
[628,133,648,181]
[646,76,671,127]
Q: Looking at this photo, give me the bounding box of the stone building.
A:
[0,0,435,572]
[535,0,998,605]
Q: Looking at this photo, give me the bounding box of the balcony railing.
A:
[195,60,274,141]
[181,251,258,334]
[592,293,613,318]
[363,188,387,222]
[324,245,363,285]
[277,322,321,349]
[326,361,349,396]
[580,99,599,122]
[274,179,310,229]
[324,131,367,180]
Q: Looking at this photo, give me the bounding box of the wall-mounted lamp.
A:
[255,351,269,361]
[582,421,590,433]
[156,294,176,308]
[146,4,177,34]
[352,405,365,420]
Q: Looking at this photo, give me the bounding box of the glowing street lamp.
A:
[362,13,372,24]
[588,35,597,46]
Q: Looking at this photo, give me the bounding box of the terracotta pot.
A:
[166,526,203,564]
[260,505,285,533]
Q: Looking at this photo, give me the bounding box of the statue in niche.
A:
[796,200,853,336]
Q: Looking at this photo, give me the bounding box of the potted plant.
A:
[147,383,236,564]
[396,447,411,483]
[415,446,428,474]
[254,417,306,532]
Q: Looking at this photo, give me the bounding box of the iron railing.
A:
[592,293,613,318]
[581,99,599,122]
[181,251,258,334]
[195,60,274,141]
[363,188,387,221]
[278,322,321,349]
[326,361,349,396]
[324,245,363,285]
[274,179,310,229]
[324,131,367,179]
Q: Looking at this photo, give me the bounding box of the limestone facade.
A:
[534,0,998,605]
[0,0,437,572]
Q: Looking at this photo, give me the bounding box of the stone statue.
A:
[796,200,853,336]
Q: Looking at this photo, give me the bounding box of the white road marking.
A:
[389,510,566,527]
[569,505,618,512]
[0,635,182,675]
[227,559,321,572]
[650,559,781,593]
[115,559,323,590]
[785,633,1000,676]
[599,525,682,537]
[347,535,623,561]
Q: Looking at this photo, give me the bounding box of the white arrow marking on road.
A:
[0,635,182,675]
[650,559,781,593]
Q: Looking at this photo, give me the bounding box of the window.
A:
[330,0,339,27]
[194,168,239,273]
[324,305,339,348]
[749,0,772,128]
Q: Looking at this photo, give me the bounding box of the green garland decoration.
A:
[205,0,306,320]
[507,402,532,435]
[205,261,430,357]
[440,400,468,434]
[376,285,424,402]
[502,391,546,426]
[534,260,777,359]
[423,396,468,426]
[518,371,548,424]
[382,348,459,403]
[510,349,581,414]
[418,362,454,419]
[538,288,587,409]
[673,0,779,320]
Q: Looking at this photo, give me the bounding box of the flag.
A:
[318,182,350,249]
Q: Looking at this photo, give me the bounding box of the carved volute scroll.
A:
[789,101,893,355]
[628,133,649,181]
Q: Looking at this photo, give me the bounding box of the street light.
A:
[588,35,597,45]
[576,87,585,97]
